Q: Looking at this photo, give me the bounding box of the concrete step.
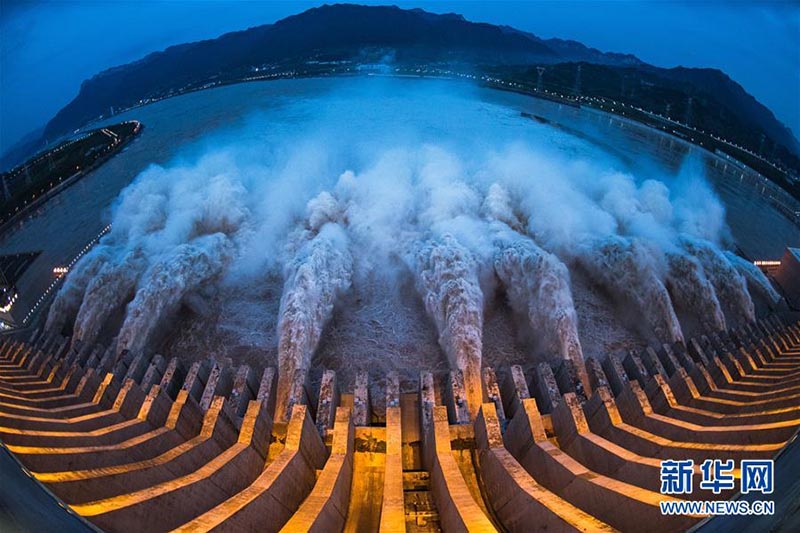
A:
[37,395,238,504]
[8,426,184,474]
[503,394,696,532]
[476,402,617,532]
[615,381,798,446]
[71,397,271,532]
[666,367,800,415]
[378,405,404,532]
[548,390,731,502]
[282,406,354,531]
[646,373,800,426]
[6,386,195,473]
[2,320,799,532]
[171,403,320,532]
[585,387,782,462]
[421,404,496,532]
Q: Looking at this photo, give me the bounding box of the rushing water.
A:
[2,76,797,388]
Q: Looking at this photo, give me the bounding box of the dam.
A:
[1,77,799,531]
[1,318,800,531]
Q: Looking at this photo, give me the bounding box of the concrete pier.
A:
[1,318,800,531]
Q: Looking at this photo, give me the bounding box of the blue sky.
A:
[1,0,798,154]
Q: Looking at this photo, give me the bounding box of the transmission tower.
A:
[574,64,582,96]
[536,67,545,92]
[685,96,693,127]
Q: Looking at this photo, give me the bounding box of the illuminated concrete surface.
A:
[0,316,799,531]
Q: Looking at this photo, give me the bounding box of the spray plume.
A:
[665,252,727,332]
[274,191,353,422]
[71,248,148,349]
[723,251,781,307]
[45,245,115,336]
[116,234,232,357]
[483,183,588,389]
[681,237,755,324]
[578,236,684,344]
[408,234,484,418]
[42,81,774,419]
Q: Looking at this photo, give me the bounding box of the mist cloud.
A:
[44,80,772,405]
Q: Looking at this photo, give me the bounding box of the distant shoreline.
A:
[9,71,797,242]
[0,122,143,237]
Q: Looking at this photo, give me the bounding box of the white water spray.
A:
[408,234,484,417]
[665,251,727,332]
[274,192,353,421]
[484,183,585,378]
[681,237,755,324]
[723,251,781,307]
[45,245,114,336]
[116,234,232,357]
[578,236,685,344]
[72,248,148,349]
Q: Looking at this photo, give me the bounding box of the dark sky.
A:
[1,0,798,153]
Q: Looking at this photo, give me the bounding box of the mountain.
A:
[40,3,799,172]
[0,126,45,171]
[656,67,799,156]
[39,4,644,142]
